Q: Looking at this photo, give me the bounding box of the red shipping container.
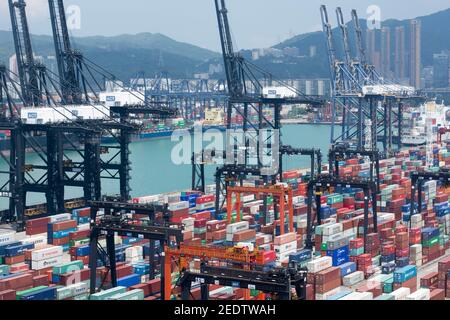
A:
[0,274,33,291]
[430,288,445,300]
[196,195,215,204]
[194,219,207,228]
[259,250,277,264]
[50,220,77,232]
[26,217,50,228]
[350,238,364,249]
[69,229,90,241]
[52,237,69,246]
[0,290,16,300]
[146,278,161,295]
[33,275,49,287]
[232,229,256,242]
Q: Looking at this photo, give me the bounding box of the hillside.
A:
[0,30,219,81]
[1,7,450,81]
[263,8,450,78]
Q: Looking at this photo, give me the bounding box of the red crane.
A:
[437,127,450,144]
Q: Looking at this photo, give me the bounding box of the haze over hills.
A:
[0,7,449,82]
[0,31,219,80]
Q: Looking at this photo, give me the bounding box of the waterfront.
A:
[0,124,332,210]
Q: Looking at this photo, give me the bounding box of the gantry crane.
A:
[226,185,294,234]
[164,244,269,300]
[48,0,88,104]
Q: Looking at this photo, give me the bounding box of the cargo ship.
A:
[402,101,450,146]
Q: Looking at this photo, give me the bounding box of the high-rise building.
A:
[433,52,449,89]
[365,28,377,65]
[9,54,19,82]
[381,27,391,78]
[394,26,406,80]
[409,20,421,88]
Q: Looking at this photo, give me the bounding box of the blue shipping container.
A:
[117,274,141,288]
[394,265,417,283]
[338,262,356,277]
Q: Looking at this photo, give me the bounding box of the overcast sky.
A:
[0,0,449,51]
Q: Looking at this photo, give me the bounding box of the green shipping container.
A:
[53,260,84,275]
[90,286,127,300]
[109,289,145,300]
[0,264,10,275]
[422,236,439,248]
[16,286,48,300]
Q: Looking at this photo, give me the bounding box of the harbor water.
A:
[0,124,332,210]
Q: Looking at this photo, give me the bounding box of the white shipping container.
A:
[322,223,343,236]
[182,217,195,227]
[226,221,249,234]
[0,231,15,245]
[136,195,159,204]
[99,91,145,107]
[262,86,297,99]
[322,233,345,243]
[21,235,47,248]
[242,195,255,203]
[391,287,411,300]
[410,244,422,254]
[50,213,71,223]
[343,271,365,287]
[21,105,110,124]
[125,246,143,258]
[31,246,64,261]
[257,233,273,244]
[276,249,297,263]
[168,201,189,211]
[411,214,423,224]
[306,256,332,273]
[72,281,90,297]
[315,286,343,300]
[406,288,430,300]
[77,223,90,231]
[258,243,271,251]
[274,241,297,254]
[339,292,373,300]
[31,255,64,270]
[196,202,215,211]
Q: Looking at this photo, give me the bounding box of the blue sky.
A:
[0,0,449,51]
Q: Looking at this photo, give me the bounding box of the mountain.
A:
[0,30,219,80]
[1,7,450,81]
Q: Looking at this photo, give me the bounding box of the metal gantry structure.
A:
[178,264,307,300]
[305,174,378,252]
[87,200,183,298]
[198,0,325,217]
[0,0,176,229]
[146,75,228,120]
[321,6,425,157]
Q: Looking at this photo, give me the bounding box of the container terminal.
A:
[0,0,449,302]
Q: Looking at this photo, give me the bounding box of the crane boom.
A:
[48,0,83,104]
[8,0,41,106]
[214,0,244,97]
[336,7,352,65]
[320,5,337,82]
[351,9,366,65]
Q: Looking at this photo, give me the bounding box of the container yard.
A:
[0,0,450,309]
